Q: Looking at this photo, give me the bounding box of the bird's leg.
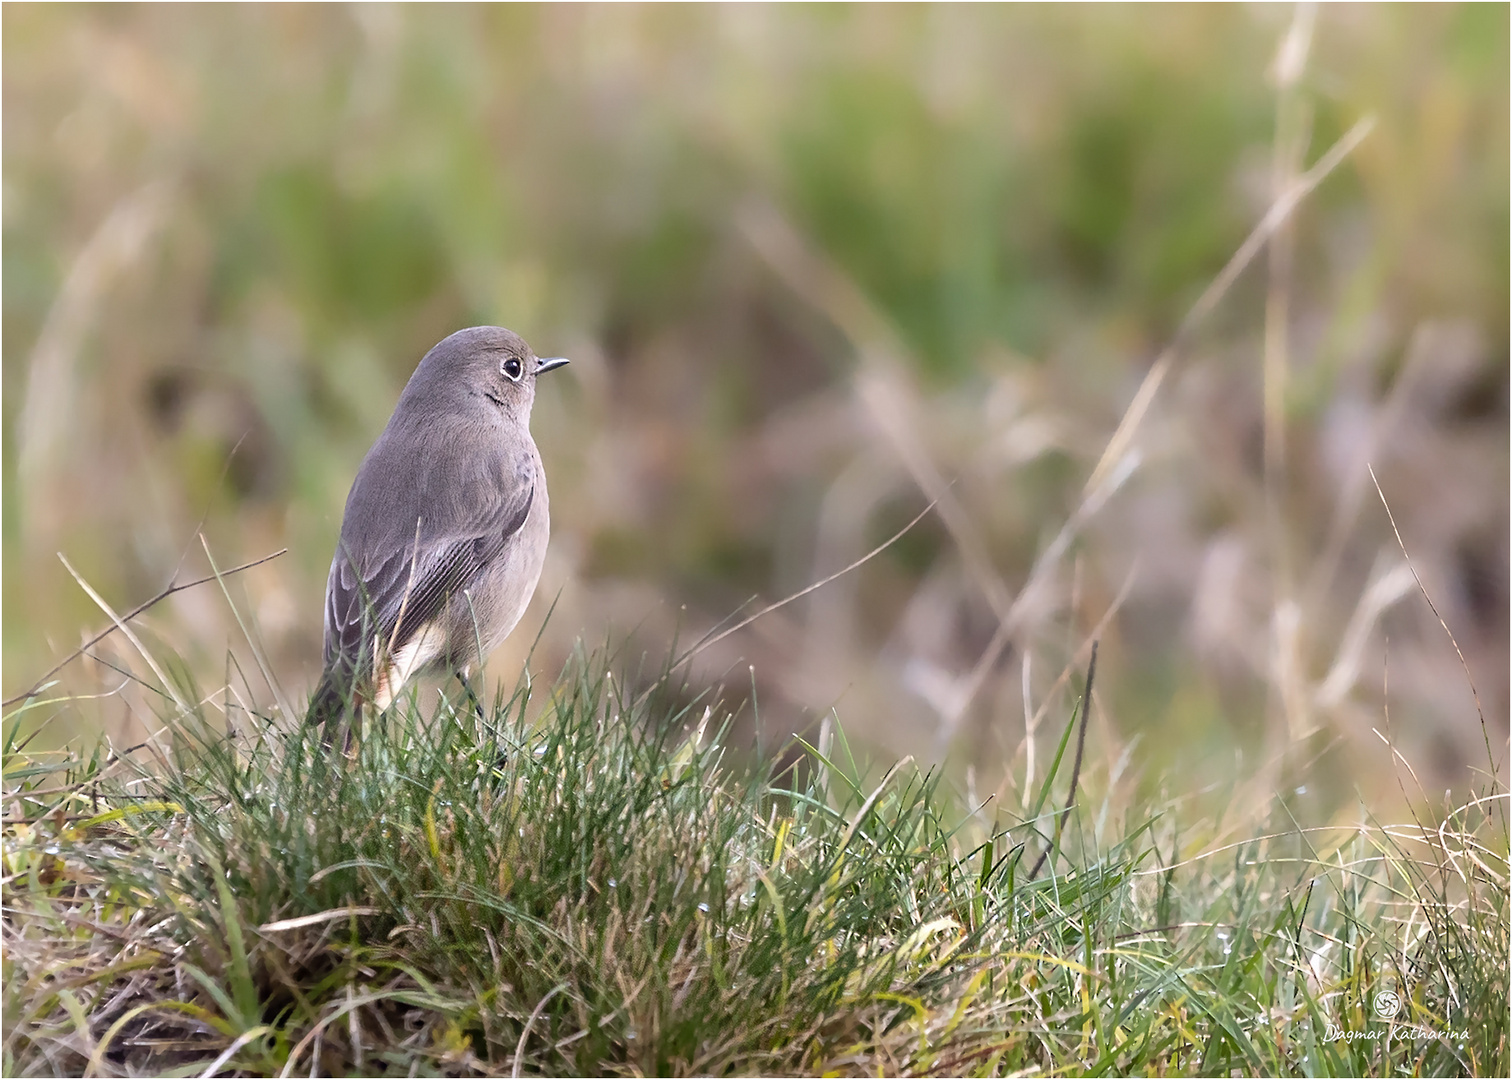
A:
[457,668,510,772]
[318,683,363,758]
[340,690,367,759]
[457,669,487,722]
[340,714,360,758]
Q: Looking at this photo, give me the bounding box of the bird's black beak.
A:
[535,357,570,375]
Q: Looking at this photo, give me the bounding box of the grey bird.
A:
[306,326,568,734]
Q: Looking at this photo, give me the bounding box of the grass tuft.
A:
[3,650,1507,1077]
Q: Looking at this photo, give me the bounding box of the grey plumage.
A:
[307,326,566,731]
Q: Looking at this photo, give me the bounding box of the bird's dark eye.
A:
[501,357,523,382]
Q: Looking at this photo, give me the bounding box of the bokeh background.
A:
[4,4,1506,812]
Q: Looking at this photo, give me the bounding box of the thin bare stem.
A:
[1085,114,1376,496]
[1263,3,1316,743]
[4,549,287,708]
[56,554,190,715]
[198,535,292,723]
[636,499,939,708]
[1029,640,1099,879]
[1369,465,1496,779]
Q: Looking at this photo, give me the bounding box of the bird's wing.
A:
[324,467,534,675]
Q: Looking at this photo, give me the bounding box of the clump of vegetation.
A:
[4,651,1505,1076]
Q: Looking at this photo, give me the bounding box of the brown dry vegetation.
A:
[3,5,1506,811]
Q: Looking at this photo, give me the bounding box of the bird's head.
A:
[405,325,569,422]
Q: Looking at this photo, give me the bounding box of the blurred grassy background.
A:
[4,4,1505,811]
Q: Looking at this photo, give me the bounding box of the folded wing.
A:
[324,467,534,679]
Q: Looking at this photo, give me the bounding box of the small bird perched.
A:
[306,326,568,736]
